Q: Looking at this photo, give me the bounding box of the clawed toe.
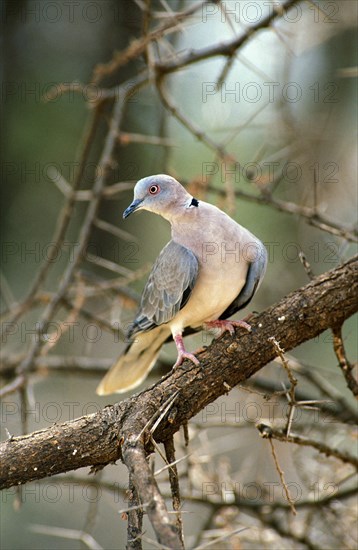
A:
[173,352,200,369]
[173,334,200,369]
[204,319,252,336]
[229,320,252,333]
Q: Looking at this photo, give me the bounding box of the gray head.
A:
[123,174,192,220]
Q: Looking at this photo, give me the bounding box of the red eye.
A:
[148,184,160,195]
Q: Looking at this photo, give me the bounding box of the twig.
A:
[157,80,236,165]
[136,390,180,443]
[332,325,358,397]
[268,337,298,435]
[154,453,190,477]
[286,357,358,423]
[299,252,315,281]
[164,437,184,546]
[257,512,319,550]
[179,483,358,512]
[92,0,208,83]
[40,277,86,355]
[93,217,139,243]
[117,132,175,147]
[205,184,358,242]
[0,374,26,398]
[257,424,358,468]
[195,527,248,550]
[85,253,134,277]
[126,474,144,550]
[156,0,303,75]
[266,437,297,515]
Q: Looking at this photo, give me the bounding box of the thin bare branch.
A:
[332,325,358,397]
[155,0,303,75]
[267,438,297,515]
[164,437,184,546]
[126,474,144,550]
[257,424,358,468]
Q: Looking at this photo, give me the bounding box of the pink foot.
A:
[173,334,200,368]
[203,319,252,336]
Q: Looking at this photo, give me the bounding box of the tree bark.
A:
[1,255,357,490]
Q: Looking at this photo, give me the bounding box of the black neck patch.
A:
[190,197,199,207]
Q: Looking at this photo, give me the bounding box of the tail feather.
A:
[96,326,171,396]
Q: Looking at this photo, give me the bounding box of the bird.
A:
[96,174,267,395]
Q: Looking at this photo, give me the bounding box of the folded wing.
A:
[220,241,267,319]
[128,240,199,338]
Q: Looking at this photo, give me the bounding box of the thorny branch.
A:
[266,437,297,515]
[332,325,358,397]
[268,337,298,436]
[257,423,358,468]
[1,258,357,545]
[126,474,144,550]
[154,0,303,75]
[1,256,357,479]
[164,438,184,546]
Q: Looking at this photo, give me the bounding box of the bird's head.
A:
[123,174,192,220]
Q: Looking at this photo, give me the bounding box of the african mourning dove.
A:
[97,175,267,395]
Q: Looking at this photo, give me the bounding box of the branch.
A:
[156,0,302,75]
[205,184,358,243]
[332,325,358,396]
[257,424,358,468]
[92,0,210,83]
[126,473,143,550]
[1,256,357,490]
[122,436,182,549]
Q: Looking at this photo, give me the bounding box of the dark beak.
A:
[123,198,143,219]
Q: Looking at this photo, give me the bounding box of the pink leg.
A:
[173,334,200,368]
[203,319,252,336]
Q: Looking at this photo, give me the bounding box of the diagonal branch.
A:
[0,255,357,491]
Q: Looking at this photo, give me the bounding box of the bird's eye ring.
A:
[149,184,160,195]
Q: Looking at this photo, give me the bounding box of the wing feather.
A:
[128,241,198,337]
